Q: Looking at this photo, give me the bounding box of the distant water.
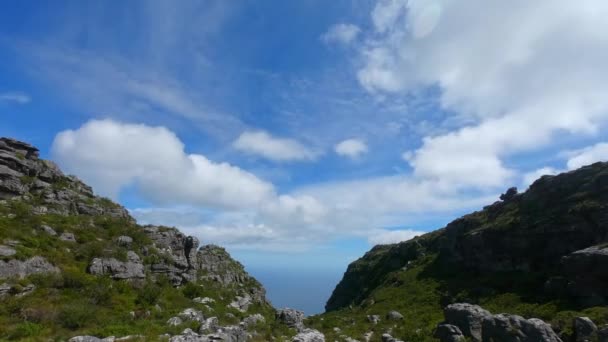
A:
[247,267,344,316]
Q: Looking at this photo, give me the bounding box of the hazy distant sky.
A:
[2,0,608,313]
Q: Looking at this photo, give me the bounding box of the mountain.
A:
[309,162,608,341]
[0,138,323,341]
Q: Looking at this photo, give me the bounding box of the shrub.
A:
[136,281,162,307]
[59,303,94,330]
[8,322,43,339]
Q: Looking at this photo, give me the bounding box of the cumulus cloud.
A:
[522,167,560,188]
[368,229,423,245]
[321,23,361,45]
[54,119,492,251]
[52,119,274,208]
[566,143,608,170]
[334,138,368,159]
[233,131,316,162]
[0,92,30,104]
[357,0,608,189]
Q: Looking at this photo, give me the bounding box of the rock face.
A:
[88,252,145,280]
[0,137,131,220]
[292,329,325,342]
[438,303,562,342]
[326,162,608,311]
[0,256,60,279]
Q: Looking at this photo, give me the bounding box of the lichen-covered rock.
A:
[0,256,60,279]
[482,314,562,342]
[229,294,252,312]
[0,245,16,257]
[444,303,491,341]
[292,329,325,342]
[242,313,265,328]
[167,316,183,326]
[59,232,76,242]
[386,310,403,321]
[179,308,205,323]
[198,317,219,334]
[277,308,305,332]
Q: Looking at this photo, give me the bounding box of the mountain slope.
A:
[0,137,297,341]
[312,162,608,341]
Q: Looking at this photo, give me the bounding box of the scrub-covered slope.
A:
[314,162,608,341]
[0,137,299,341]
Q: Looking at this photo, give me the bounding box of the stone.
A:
[367,315,380,324]
[87,256,144,280]
[386,310,404,321]
[40,224,57,236]
[433,324,465,342]
[179,308,205,323]
[193,297,215,304]
[574,317,598,342]
[242,313,265,328]
[69,337,103,342]
[444,303,491,341]
[59,232,77,242]
[0,256,60,279]
[117,236,133,247]
[167,316,183,326]
[277,308,305,332]
[199,317,219,334]
[229,294,252,312]
[598,325,608,342]
[0,245,16,257]
[292,329,325,342]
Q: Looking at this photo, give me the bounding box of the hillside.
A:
[310,162,608,341]
[0,138,321,341]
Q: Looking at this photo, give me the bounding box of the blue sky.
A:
[2,0,608,314]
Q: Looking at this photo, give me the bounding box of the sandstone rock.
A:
[88,255,144,280]
[243,313,265,328]
[117,236,133,247]
[59,232,77,242]
[199,317,219,334]
[367,315,380,324]
[386,310,403,321]
[277,308,305,332]
[292,329,325,342]
[433,324,464,342]
[167,316,183,326]
[0,245,16,257]
[40,224,57,236]
[574,317,598,342]
[179,308,205,323]
[444,303,491,341]
[0,256,60,279]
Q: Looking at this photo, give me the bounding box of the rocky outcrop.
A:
[437,303,561,342]
[561,246,608,306]
[88,252,145,280]
[0,256,59,279]
[574,317,598,342]
[277,308,306,332]
[0,137,131,220]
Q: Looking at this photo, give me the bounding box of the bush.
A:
[59,303,94,330]
[9,322,43,339]
[136,281,162,306]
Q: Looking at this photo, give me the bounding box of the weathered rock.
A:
[229,294,252,312]
[380,333,403,342]
[40,224,57,236]
[167,316,183,326]
[198,317,219,334]
[574,317,598,342]
[444,303,491,341]
[0,245,16,257]
[367,315,380,324]
[292,329,325,342]
[59,232,77,242]
[88,253,144,280]
[242,313,265,328]
[433,324,464,342]
[214,325,246,342]
[0,256,60,279]
[69,337,103,342]
[598,325,608,342]
[482,314,562,342]
[117,236,133,247]
[277,308,305,332]
[193,297,215,304]
[562,246,608,306]
[179,308,205,323]
[386,310,403,321]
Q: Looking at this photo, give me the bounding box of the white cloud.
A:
[566,143,608,170]
[0,92,30,104]
[321,23,361,45]
[233,131,317,162]
[522,167,560,188]
[334,138,368,159]
[368,229,424,245]
[53,119,493,251]
[357,0,608,190]
[52,119,274,208]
